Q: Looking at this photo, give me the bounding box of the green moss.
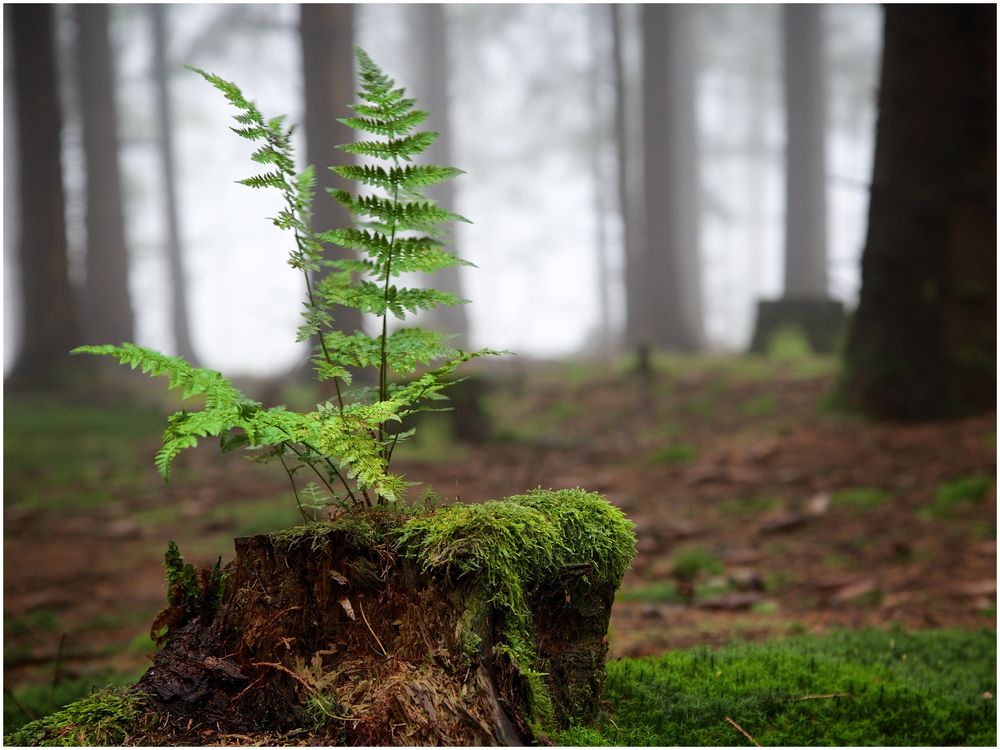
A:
[4,687,145,746]
[269,515,379,552]
[398,488,636,728]
[831,486,892,511]
[720,496,780,515]
[649,444,697,465]
[672,547,724,582]
[553,628,996,746]
[618,580,684,604]
[926,474,994,519]
[741,394,778,417]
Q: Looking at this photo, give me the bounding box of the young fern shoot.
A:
[73,48,494,514]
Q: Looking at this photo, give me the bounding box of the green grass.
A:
[649,444,697,465]
[618,580,684,604]
[720,496,780,515]
[741,394,779,417]
[925,474,994,520]
[555,628,996,746]
[831,486,892,511]
[4,399,163,513]
[672,547,724,581]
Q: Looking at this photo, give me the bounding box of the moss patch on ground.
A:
[555,628,996,746]
[5,687,146,746]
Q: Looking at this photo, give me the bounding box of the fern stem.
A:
[283,439,360,506]
[376,180,401,484]
[279,452,311,523]
[295,231,346,414]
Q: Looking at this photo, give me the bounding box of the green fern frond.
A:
[75,49,498,508]
[338,132,439,162]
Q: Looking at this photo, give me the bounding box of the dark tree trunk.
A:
[7,5,80,389]
[151,5,198,364]
[839,5,996,420]
[409,4,470,350]
[75,4,134,345]
[640,4,704,353]
[300,4,363,345]
[782,5,828,298]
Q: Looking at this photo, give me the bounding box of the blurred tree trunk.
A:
[612,5,646,352]
[587,4,612,358]
[75,4,134,345]
[640,4,704,352]
[782,5,828,298]
[300,4,363,348]
[409,4,470,350]
[748,6,844,355]
[151,5,198,364]
[839,5,996,420]
[7,5,80,388]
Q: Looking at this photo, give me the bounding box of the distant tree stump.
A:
[127,490,634,745]
[748,297,846,355]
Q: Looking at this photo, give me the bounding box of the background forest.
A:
[3,3,996,745]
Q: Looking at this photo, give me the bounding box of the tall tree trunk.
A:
[409,4,470,350]
[7,5,79,388]
[75,4,134,345]
[587,5,613,358]
[640,4,704,352]
[612,5,646,352]
[783,5,828,297]
[839,5,996,420]
[300,4,363,345]
[151,5,198,364]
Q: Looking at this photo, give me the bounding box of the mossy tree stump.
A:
[14,490,634,746]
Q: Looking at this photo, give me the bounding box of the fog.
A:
[4,4,883,377]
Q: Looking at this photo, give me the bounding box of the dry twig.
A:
[725,716,761,747]
[791,692,853,702]
[358,599,387,656]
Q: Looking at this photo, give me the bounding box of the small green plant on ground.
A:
[720,495,780,515]
[649,443,697,465]
[767,324,813,360]
[925,474,994,520]
[73,48,496,515]
[831,486,892,511]
[741,394,778,417]
[553,628,996,746]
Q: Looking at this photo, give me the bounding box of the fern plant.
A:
[74,48,494,513]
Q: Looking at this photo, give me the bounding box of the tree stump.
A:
[124,489,634,745]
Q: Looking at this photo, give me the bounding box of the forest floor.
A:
[4,352,996,714]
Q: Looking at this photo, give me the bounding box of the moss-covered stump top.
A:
[8,489,634,746]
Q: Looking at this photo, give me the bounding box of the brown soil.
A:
[4,360,996,713]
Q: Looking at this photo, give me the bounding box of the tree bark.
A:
[612,6,648,353]
[587,5,613,358]
[839,5,996,420]
[151,5,198,364]
[7,5,80,388]
[640,4,704,353]
[782,5,828,298]
[300,5,363,342]
[409,4,470,350]
[75,4,134,345]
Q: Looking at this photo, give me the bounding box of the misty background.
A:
[3,3,882,377]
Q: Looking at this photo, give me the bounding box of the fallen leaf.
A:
[338,597,356,621]
[329,570,348,586]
